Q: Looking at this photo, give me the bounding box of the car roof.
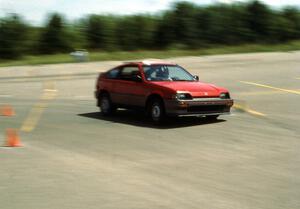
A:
[123,59,176,66]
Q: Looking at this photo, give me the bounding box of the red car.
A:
[95,60,234,123]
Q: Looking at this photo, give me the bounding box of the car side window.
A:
[120,66,140,81]
[106,68,120,79]
[143,66,169,81]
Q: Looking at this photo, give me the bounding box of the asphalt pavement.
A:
[0,52,299,209]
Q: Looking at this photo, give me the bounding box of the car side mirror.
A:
[194,75,199,81]
[132,74,143,82]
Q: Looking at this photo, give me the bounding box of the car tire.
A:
[149,98,165,124]
[206,115,219,120]
[99,94,115,116]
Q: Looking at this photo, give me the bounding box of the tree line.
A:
[1,0,300,59]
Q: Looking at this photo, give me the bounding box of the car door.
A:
[114,65,147,107]
[104,68,122,104]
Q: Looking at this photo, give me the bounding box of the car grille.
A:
[187,105,228,113]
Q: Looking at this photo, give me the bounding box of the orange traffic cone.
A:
[0,105,15,116]
[5,129,22,147]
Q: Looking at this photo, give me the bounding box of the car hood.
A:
[152,81,225,97]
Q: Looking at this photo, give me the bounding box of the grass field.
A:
[1,41,300,67]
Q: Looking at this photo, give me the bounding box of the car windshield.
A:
[143,65,195,81]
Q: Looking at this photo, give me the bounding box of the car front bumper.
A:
[165,98,234,117]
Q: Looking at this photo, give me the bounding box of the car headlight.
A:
[220,92,230,99]
[174,93,193,100]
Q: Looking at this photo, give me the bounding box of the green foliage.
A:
[0,14,27,59]
[245,0,273,41]
[155,12,176,48]
[38,13,72,54]
[282,7,300,39]
[85,15,106,49]
[173,2,198,47]
[1,0,300,59]
[115,15,158,50]
[2,40,300,67]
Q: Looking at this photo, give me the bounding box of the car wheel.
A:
[150,99,165,123]
[99,94,115,116]
[206,115,219,120]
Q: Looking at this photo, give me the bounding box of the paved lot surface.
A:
[0,52,299,209]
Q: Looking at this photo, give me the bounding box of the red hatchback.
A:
[95,60,234,123]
